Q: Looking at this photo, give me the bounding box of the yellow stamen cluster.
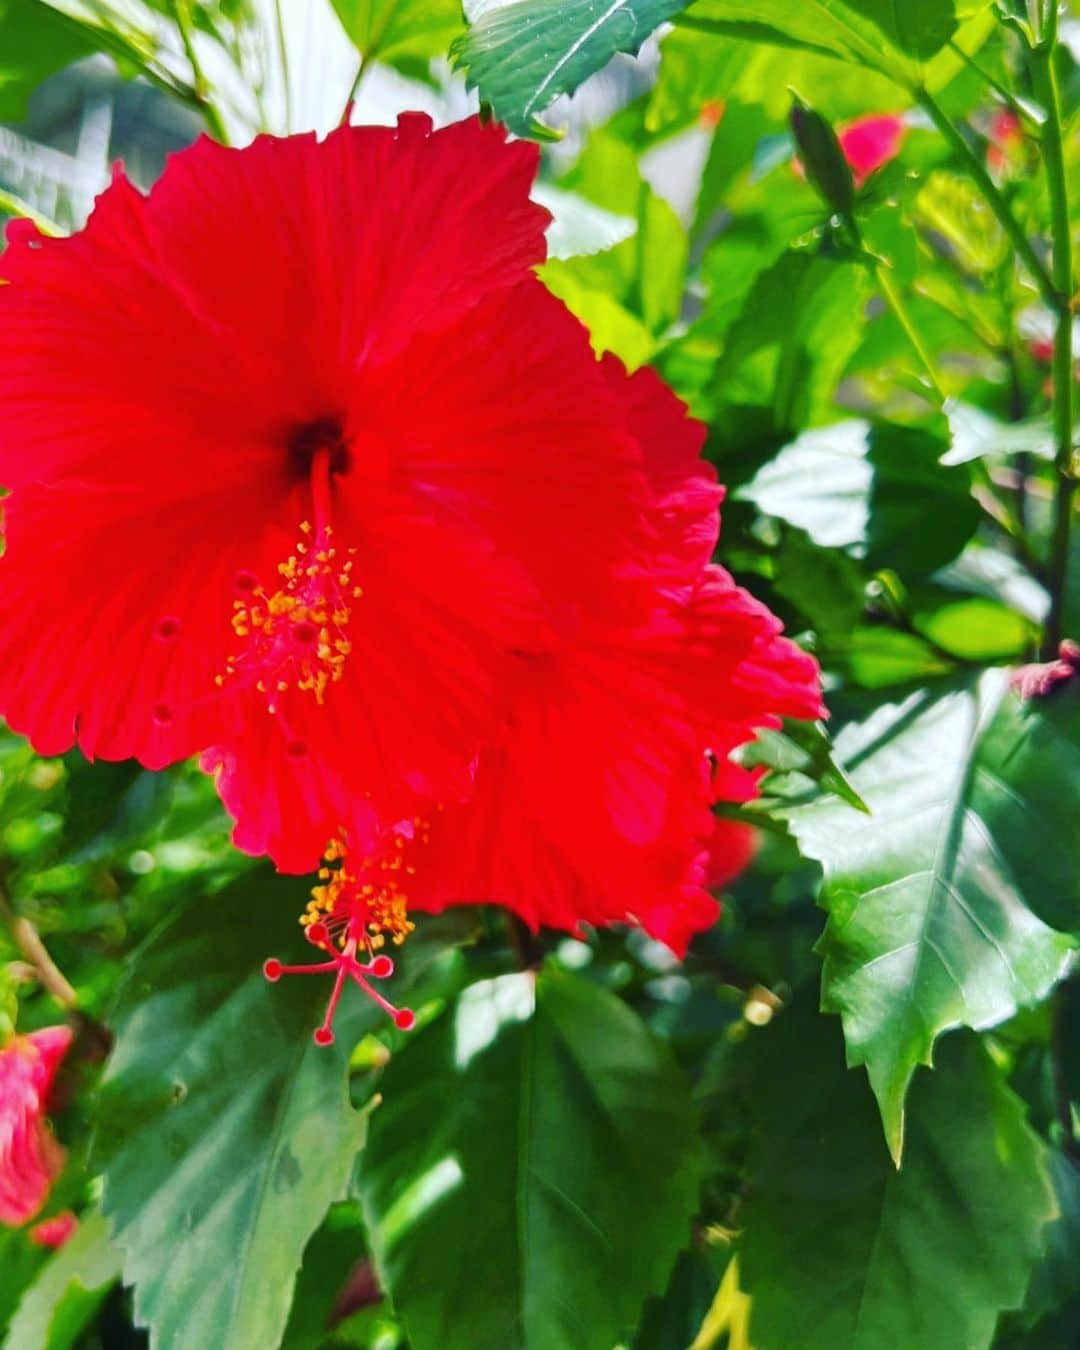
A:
[302,827,430,950]
[219,523,362,707]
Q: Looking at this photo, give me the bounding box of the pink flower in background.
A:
[0,1025,72,1227]
[29,1210,78,1249]
[838,114,907,187]
[987,109,1023,177]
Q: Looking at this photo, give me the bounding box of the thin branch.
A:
[0,887,76,1009]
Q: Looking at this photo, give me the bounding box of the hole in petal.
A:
[152,702,173,726]
[155,616,181,641]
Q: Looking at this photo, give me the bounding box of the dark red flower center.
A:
[286,416,350,479]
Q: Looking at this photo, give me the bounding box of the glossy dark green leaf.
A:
[740,419,980,576]
[770,523,868,637]
[740,1004,1056,1349]
[4,1211,121,1350]
[784,672,1076,1159]
[714,253,870,434]
[453,0,693,137]
[358,968,702,1350]
[95,876,380,1350]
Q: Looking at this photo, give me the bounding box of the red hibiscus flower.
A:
[838,114,907,188]
[0,114,656,863]
[0,1026,72,1227]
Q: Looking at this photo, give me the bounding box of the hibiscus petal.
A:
[0,470,295,765]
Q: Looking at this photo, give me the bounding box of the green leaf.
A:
[532,183,636,260]
[944,403,1055,467]
[4,1211,121,1350]
[281,1202,368,1350]
[544,130,688,336]
[358,968,702,1350]
[0,0,96,122]
[783,672,1076,1160]
[966,679,1080,936]
[911,595,1037,661]
[649,23,905,132]
[771,524,868,639]
[679,0,961,86]
[742,721,870,814]
[714,254,870,435]
[94,876,379,1350]
[740,1003,1056,1349]
[453,0,693,137]
[1010,1149,1080,1337]
[329,0,463,67]
[818,626,957,688]
[739,419,980,576]
[0,1234,46,1340]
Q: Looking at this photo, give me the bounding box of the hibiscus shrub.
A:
[1,2,1079,1348]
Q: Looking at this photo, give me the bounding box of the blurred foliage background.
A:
[2,2,1080,1348]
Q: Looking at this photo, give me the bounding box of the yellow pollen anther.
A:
[302,831,421,952]
[219,518,359,708]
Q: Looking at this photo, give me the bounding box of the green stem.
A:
[0,189,63,236]
[1032,13,1075,653]
[876,261,947,406]
[171,0,230,143]
[341,52,369,123]
[340,0,404,124]
[847,212,945,404]
[916,86,1058,311]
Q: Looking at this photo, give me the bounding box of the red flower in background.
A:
[838,114,907,187]
[987,108,1024,177]
[0,1026,71,1227]
[29,1210,78,1249]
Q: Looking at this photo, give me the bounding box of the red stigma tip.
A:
[263,958,283,981]
[306,921,329,946]
[394,1009,416,1031]
[314,1026,335,1046]
[371,955,394,978]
